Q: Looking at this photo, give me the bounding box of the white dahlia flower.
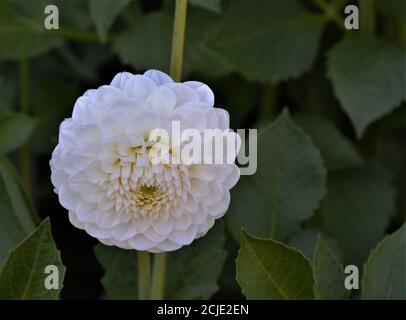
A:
[50,70,240,253]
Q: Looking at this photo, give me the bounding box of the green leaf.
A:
[227,110,326,241]
[287,229,319,260]
[0,218,65,299]
[208,0,326,82]
[362,223,406,300]
[30,80,79,155]
[313,235,348,300]
[94,244,138,300]
[113,6,231,77]
[0,156,38,233]
[95,222,227,299]
[88,0,132,43]
[214,75,260,128]
[182,7,232,77]
[0,180,27,267]
[0,113,37,154]
[0,1,63,59]
[113,10,171,73]
[376,134,406,222]
[294,114,363,171]
[327,36,406,137]
[0,156,38,266]
[236,231,314,300]
[189,0,221,13]
[315,164,396,266]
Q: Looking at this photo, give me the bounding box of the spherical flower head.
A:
[50,70,240,253]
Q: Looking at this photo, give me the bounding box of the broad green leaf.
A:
[113,6,231,77]
[236,231,314,300]
[30,80,79,155]
[362,223,406,300]
[0,1,63,59]
[214,75,260,128]
[287,229,319,260]
[287,61,344,120]
[0,218,65,299]
[227,110,326,241]
[313,235,348,300]
[377,134,406,221]
[327,36,406,137]
[189,0,221,13]
[315,164,396,266]
[182,7,232,77]
[94,244,138,300]
[294,114,363,171]
[0,156,37,266]
[208,0,326,82]
[0,113,37,154]
[95,222,227,299]
[113,10,171,73]
[88,0,132,43]
[0,180,27,266]
[0,156,38,233]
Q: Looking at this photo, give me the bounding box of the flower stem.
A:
[57,28,106,43]
[360,0,375,35]
[150,253,167,299]
[169,0,188,82]
[19,59,32,197]
[137,251,151,300]
[149,0,188,300]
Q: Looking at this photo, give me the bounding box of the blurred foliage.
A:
[0,0,405,300]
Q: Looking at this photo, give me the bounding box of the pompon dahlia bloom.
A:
[50,70,240,253]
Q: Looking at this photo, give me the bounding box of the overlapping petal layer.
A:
[50,70,240,252]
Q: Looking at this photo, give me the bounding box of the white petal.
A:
[68,211,85,229]
[184,81,214,106]
[59,185,78,211]
[208,191,230,217]
[152,218,174,236]
[110,72,133,89]
[143,70,173,86]
[128,234,157,250]
[126,111,160,136]
[96,210,121,228]
[168,225,198,245]
[112,223,138,241]
[163,83,199,107]
[172,215,192,231]
[216,108,230,130]
[144,228,166,243]
[85,223,112,239]
[155,240,182,252]
[100,111,129,136]
[124,75,157,101]
[146,86,177,115]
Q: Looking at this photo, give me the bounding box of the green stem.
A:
[137,251,151,300]
[19,59,32,196]
[360,0,375,35]
[169,0,188,81]
[313,0,346,31]
[150,253,167,299]
[58,28,110,43]
[260,84,278,119]
[149,0,188,300]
